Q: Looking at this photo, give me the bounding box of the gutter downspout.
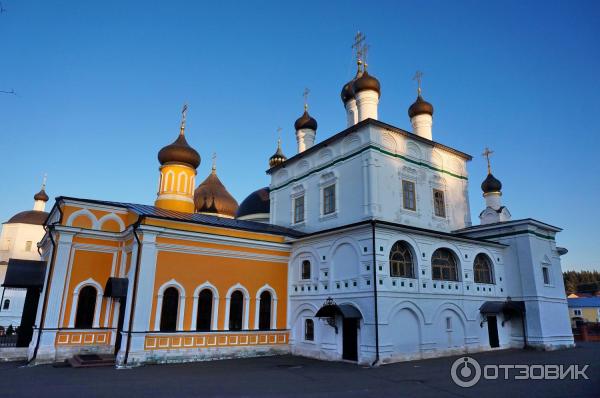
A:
[371,220,380,366]
[123,216,144,366]
[29,202,63,364]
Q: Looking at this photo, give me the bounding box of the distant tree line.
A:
[563,270,600,294]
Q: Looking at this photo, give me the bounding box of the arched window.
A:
[75,286,97,329]
[431,249,458,281]
[2,299,10,310]
[301,260,311,280]
[305,319,314,341]
[474,254,494,284]
[258,291,272,330]
[389,241,415,278]
[160,287,179,332]
[229,291,244,331]
[196,289,213,331]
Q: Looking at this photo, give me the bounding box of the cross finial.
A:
[211,152,217,172]
[302,88,310,111]
[413,71,423,96]
[482,147,494,174]
[362,43,370,70]
[179,103,188,136]
[352,31,366,69]
[41,173,47,190]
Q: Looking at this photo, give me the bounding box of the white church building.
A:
[16,36,573,367]
[274,57,573,364]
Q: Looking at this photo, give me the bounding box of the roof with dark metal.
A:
[5,210,49,225]
[2,259,47,288]
[267,118,472,174]
[568,297,600,308]
[58,196,305,238]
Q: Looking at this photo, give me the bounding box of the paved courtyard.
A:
[1,343,598,397]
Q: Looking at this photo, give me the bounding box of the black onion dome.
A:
[194,170,239,217]
[269,143,287,168]
[352,71,381,96]
[158,134,201,169]
[294,110,318,131]
[236,187,270,218]
[33,188,49,202]
[408,95,434,118]
[481,173,502,194]
[7,210,48,225]
[341,80,355,103]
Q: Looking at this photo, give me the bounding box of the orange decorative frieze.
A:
[144,330,289,351]
[55,330,112,346]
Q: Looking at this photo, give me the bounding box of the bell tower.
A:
[155,104,201,213]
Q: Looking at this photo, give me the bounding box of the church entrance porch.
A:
[315,297,363,363]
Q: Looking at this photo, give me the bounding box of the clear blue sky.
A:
[1,1,598,271]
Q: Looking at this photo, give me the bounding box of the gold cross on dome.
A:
[413,71,423,95]
[302,88,310,111]
[179,103,188,135]
[42,173,47,189]
[352,31,366,65]
[482,147,494,174]
[212,152,217,171]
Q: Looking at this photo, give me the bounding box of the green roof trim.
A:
[271,144,468,192]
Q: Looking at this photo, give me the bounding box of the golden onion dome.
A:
[269,139,287,168]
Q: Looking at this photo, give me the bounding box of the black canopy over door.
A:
[2,259,47,347]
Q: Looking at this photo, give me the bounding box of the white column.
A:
[296,129,316,153]
[411,114,433,140]
[345,99,358,127]
[130,231,158,332]
[42,232,74,329]
[355,90,379,121]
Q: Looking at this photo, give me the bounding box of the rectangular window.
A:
[433,189,446,218]
[446,316,452,330]
[542,266,550,285]
[304,319,314,341]
[574,309,582,316]
[25,241,33,251]
[323,185,336,215]
[293,195,305,224]
[402,180,416,211]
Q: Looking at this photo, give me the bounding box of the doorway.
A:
[487,315,499,348]
[342,318,358,361]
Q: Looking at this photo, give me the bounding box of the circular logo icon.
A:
[450,356,482,388]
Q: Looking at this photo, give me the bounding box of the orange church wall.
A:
[156,237,288,257]
[60,250,115,328]
[150,250,289,331]
[145,218,287,243]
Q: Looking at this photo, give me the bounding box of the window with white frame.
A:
[402,180,416,211]
[542,265,551,285]
[304,319,314,341]
[301,260,311,280]
[294,195,305,224]
[25,241,33,252]
[573,309,582,316]
[433,189,446,218]
[323,185,336,215]
[2,299,10,310]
